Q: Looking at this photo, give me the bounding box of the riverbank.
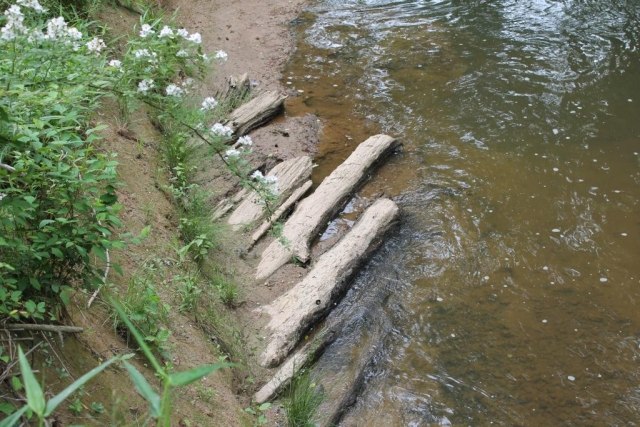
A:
[17,0,320,425]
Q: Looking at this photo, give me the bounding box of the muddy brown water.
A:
[285,1,640,425]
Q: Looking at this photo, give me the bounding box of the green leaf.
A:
[168,363,232,387]
[45,355,121,416]
[122,361,161,417]
[0,401,16,415]
[51,247,63,258]
[18,346,45,417]
[258,402,271,412]
[0,405,27,427]
[93,246,107,263]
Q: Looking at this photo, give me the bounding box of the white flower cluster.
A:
[17,0,45,12]
[210,123,233,138]
[137,78,154,94]
[237,136,252,146]
[165,84,184,97]
[214,50,228,61]
[250,170,279,195]
[139,23,201,44]
[108,59,122,69]
[200,97,218,111]
[224,149,241,159]
[133,48,158,64]
[139,23,154,38]
[1,5,27,40]
[86,36,106,54]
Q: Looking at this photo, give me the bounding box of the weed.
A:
[284,370,323,427]
[212,273,239,308]
[175,271,202,313]
[112,262,170,351]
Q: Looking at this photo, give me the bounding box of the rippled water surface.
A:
[285,1,640,425]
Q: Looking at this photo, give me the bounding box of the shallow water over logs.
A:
[284,1,640,425]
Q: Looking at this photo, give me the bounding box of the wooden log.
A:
[228,156,312,230]
[257,198,399,368]
[226,91,286,137]
[255,134,399,281]
[253,327,336,404]
[249,180,312,248]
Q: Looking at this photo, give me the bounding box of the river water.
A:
[285,1,640,425]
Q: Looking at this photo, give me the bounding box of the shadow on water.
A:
[285,0,640,425]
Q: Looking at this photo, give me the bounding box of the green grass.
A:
[284,370,323,427]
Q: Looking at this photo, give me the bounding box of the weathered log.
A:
[211,189,249,222]
[253,327,336,404]
[226,91,286,137]
[228,156,312,230]
[255,134,399,281]
[249,180,312,248]
[258,198,399,368]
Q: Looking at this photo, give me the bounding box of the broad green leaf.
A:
[168,363,232,387]
[0,405,27,427]
[18,347,45,417]
[45,356,121,416]
[122,361,161,417]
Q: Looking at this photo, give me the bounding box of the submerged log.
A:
[226,91,286,136]
[228,156,312,230]
[258,198,399,368]
[255,134,399,281]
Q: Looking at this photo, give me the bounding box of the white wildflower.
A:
[1,5,27,41]
[165,84,184,97]
[26,28,44,43]
[224,149,241,159]
[137,78,154,94]
[200,97,218,111]
[133,48,158,64]
[214,50,228,61]
[176,49,188,58]
[210,123,233,138]
[0,193,5,201]
[45,16,68,40]
[66,27,82,40]
[86,37,106,54]
[108,59,122,69]
[176,28,189,38]
[158,25,173,38]
[139,23,154,38]
[187,32,201,44]
[264,175,279,195]
[17,0,45,13]
[251,170,264,180]
[238,136,253,146]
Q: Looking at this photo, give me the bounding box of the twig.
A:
[87,247,110,308]
[4,324,84,333]
[0,162,16,172]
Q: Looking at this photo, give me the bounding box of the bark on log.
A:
[226,91,286,136]
[228,156,312,230]
[258,198,399,368]
[255,134,399,281]
[249,180,312,248]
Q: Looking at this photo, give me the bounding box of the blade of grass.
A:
[168,362,232,387]
[123,361,161,417]
[18,346,45,417]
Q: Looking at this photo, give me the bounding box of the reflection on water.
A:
[286,0,640,425]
